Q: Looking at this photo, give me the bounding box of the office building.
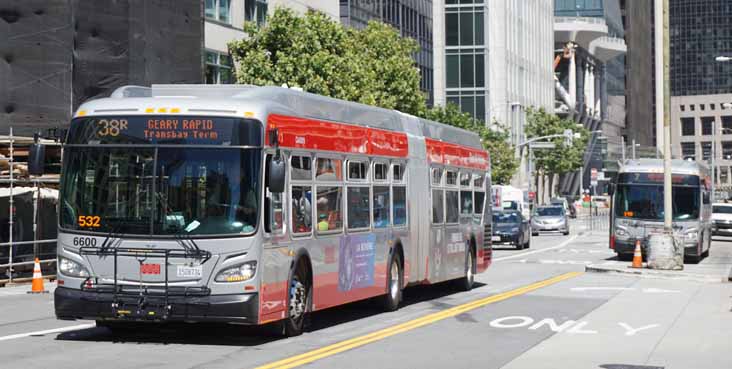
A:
[204,0,340,84]
[620,0,654,147]
[433,0,554,188]
[554,0,627,195]
[671,94,732,190]
[339,0,434,103]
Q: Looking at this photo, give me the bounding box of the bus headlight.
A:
[58,257,90,278]
[615,228,629,238]
[215,261,257,283]
[684,229,698,241]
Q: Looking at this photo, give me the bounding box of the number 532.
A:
[78,215,101,228]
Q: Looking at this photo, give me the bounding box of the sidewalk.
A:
[587,236,732,283]
[501,277,732,369]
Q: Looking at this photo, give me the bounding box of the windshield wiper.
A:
[155,192,210,263]
[99,218,125,253]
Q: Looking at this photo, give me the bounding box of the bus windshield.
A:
[614,184,700,221]
[60,147,261,236]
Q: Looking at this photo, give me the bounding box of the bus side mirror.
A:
[268,155,285,193]
[28,140,45,176]
[608,183,615,196]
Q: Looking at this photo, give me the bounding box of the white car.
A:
[712,203,732,236]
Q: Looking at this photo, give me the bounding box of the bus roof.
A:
[619,158,708,176]
[75,84,483,150]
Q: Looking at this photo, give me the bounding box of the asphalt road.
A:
[1,220,731,369]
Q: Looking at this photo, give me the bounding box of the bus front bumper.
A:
[55,287,259,324]
[614,239,700,257]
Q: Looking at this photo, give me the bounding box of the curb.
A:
[586,264,727,283]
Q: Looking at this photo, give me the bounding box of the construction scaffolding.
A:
[0,129,61,286]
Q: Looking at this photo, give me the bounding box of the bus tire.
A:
[382,252,403,312]
[456,246,475,292]
[283,262,311,337]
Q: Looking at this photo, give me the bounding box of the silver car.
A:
[531,206,570,236]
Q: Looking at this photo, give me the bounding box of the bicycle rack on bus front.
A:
[78,246,212,321]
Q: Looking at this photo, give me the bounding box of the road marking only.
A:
[255,272,582,369]
[0,323,95,342]
[493,235,579,262]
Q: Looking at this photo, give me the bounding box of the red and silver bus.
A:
[50,85,493,335]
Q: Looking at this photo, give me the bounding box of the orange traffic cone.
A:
[27,258,48,294]
[631,240,643,269]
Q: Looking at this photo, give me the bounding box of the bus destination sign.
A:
[67,116,262,146]
[144,118,219,141]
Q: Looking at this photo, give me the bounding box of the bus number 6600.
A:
[72,237,97,247]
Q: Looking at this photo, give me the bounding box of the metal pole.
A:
[712,122,717,202]
[33,180,39,258]
[527,147,533,212]
[632,139,636,159]
[662,0,673,232]
[8,127,13,283]
[655,0,665,156]
[621,136,626,162]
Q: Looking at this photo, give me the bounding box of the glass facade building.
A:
[340,0,434,103]
[670,0,732,96]
[444,1,485,119]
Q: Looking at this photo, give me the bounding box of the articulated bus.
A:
[50,85,493,336]
[609,159,711,263]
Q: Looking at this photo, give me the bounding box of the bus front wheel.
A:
[283,263,311,337]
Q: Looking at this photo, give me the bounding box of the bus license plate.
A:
[176,265,202,278]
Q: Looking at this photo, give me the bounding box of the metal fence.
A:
[1,128,59,286]
[578,208,610,232]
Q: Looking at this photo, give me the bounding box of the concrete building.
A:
[433,0,554,133]
[432,0,554,188]
[620,0,654,148]
[671,94,732,191]
[204,0,339,84]
[339,0,434,103]
[553,0,627,195]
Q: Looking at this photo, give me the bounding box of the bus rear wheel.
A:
[283,266,310,337]
[382,252,403,312]
[456,246,475,291]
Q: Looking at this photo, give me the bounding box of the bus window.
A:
[431,168,442,185]
[348,161,368,181]
[460,190,473,215]
[373,185,390,228]
[291,186,312,235]
[446,171,458,186]
[316,157,343,181]
[474,191,485,214]
[446,190,459,223]
[393,163,405,182]
[393,186,407,226]
[460,172,471,187]
[432,189,444,224]
[347,186,370,230]
[374,162,388,181]
[291,156,312,181]
[473,174,484,189]
[316,186,343,233]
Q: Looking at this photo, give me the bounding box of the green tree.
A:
[424,104,519,185]
[525,108,589,201]
[228,7,425,116]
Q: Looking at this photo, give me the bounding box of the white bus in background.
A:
[493,185,529,218]
[610,159,712,263]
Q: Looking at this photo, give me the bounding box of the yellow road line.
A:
[255,271,582,369]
